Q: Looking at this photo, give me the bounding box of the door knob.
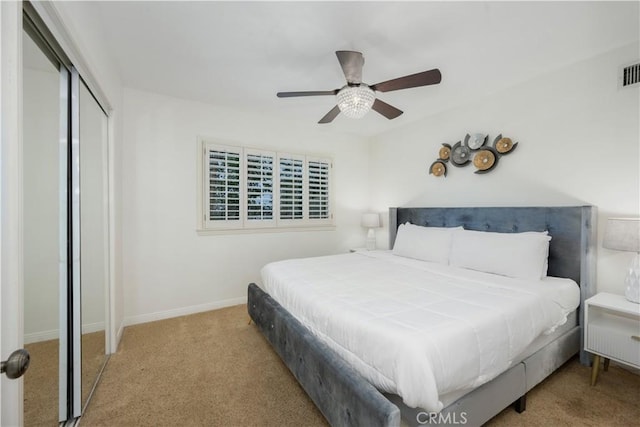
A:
[1,349,30,379]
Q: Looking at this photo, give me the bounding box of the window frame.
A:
[197,138,334,233]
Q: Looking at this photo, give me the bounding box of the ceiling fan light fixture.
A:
[277,51,441,124]
[336,84,375,119]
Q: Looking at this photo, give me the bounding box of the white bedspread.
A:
[260,251,580,412]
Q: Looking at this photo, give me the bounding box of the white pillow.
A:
[449,229,551,280]
[392,223,461,264]
[519,231,550,277]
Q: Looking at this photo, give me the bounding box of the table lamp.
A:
[603,217,640,303]
[361,213,381,251]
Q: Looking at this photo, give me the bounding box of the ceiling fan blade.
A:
[318,105,341,124]
[277,90,338,98]
[336,51,364,84]
[371,99,403,120]
[370,68,441,93]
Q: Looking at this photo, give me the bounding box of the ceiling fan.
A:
[277,50,442,124]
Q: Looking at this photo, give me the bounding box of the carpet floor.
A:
[24,331,106,427]
[79,304,640,427]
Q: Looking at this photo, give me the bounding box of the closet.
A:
[22,3,110,423]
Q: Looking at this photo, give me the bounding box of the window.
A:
[199,139,333,231]
[308,158,331,220]
[206,147,241,225]
[278,154,304,224]
[245,149,274,225]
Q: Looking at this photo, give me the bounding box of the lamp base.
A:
[366,228,376,251]
[624,253,640,304]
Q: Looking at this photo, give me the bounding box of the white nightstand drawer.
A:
[587,322,640,367]
[585,293,640,385]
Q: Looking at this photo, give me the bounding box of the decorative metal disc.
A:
[450,141,471,166]
[473,150,495,170]
[467,133,487,150]
[473,147,500,174]
[429,160,447,177]
[496,137,513,153]
[492,134,518,155]
[439,145,451,160]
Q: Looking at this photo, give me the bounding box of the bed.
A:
[248,206,596,427]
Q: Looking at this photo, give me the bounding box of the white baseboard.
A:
[82,321,105,334]
[25,329,58,344]
[123,296,247,327]
[24,321,105,345]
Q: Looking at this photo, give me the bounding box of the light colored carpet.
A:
[24,339,59,427]
[80,305,323,427]
[24,331,106,427]
[79,304,640,427]
[486,358,640,427]
[81,330,108,407]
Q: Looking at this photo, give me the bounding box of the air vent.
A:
[620,62,640,88]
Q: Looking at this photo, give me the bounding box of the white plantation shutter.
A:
[205,144,242,227]
[278,154,305,221]
[245,150,274,226]
[199,139,333,230]
[307,158,331,221]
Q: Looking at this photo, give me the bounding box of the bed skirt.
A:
[248,283,401,427]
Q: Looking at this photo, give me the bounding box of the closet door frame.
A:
[70,67,82,419]
[0,1,24,425]
[58,62,71,422]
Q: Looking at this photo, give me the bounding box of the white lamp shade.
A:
[361,213,380,228]
[603,218,640,252]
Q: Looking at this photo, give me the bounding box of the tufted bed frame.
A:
[247,206,596,427]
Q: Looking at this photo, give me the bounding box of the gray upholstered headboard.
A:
[389,206,597,364]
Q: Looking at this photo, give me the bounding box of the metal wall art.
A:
[429,133,518,177]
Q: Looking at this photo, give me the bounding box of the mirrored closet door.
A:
[22,26,67,426]
[78,75,110,412]
[22,3,110,423]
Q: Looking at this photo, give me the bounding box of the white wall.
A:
[369,43,640,295]
[121,89,370,324]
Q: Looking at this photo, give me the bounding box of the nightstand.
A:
[584,292,640,385]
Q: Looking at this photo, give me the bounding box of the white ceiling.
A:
[92,1,639,138]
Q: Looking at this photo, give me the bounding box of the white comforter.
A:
[261,250,579,412]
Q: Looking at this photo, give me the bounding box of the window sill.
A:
[196,224,336,236]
